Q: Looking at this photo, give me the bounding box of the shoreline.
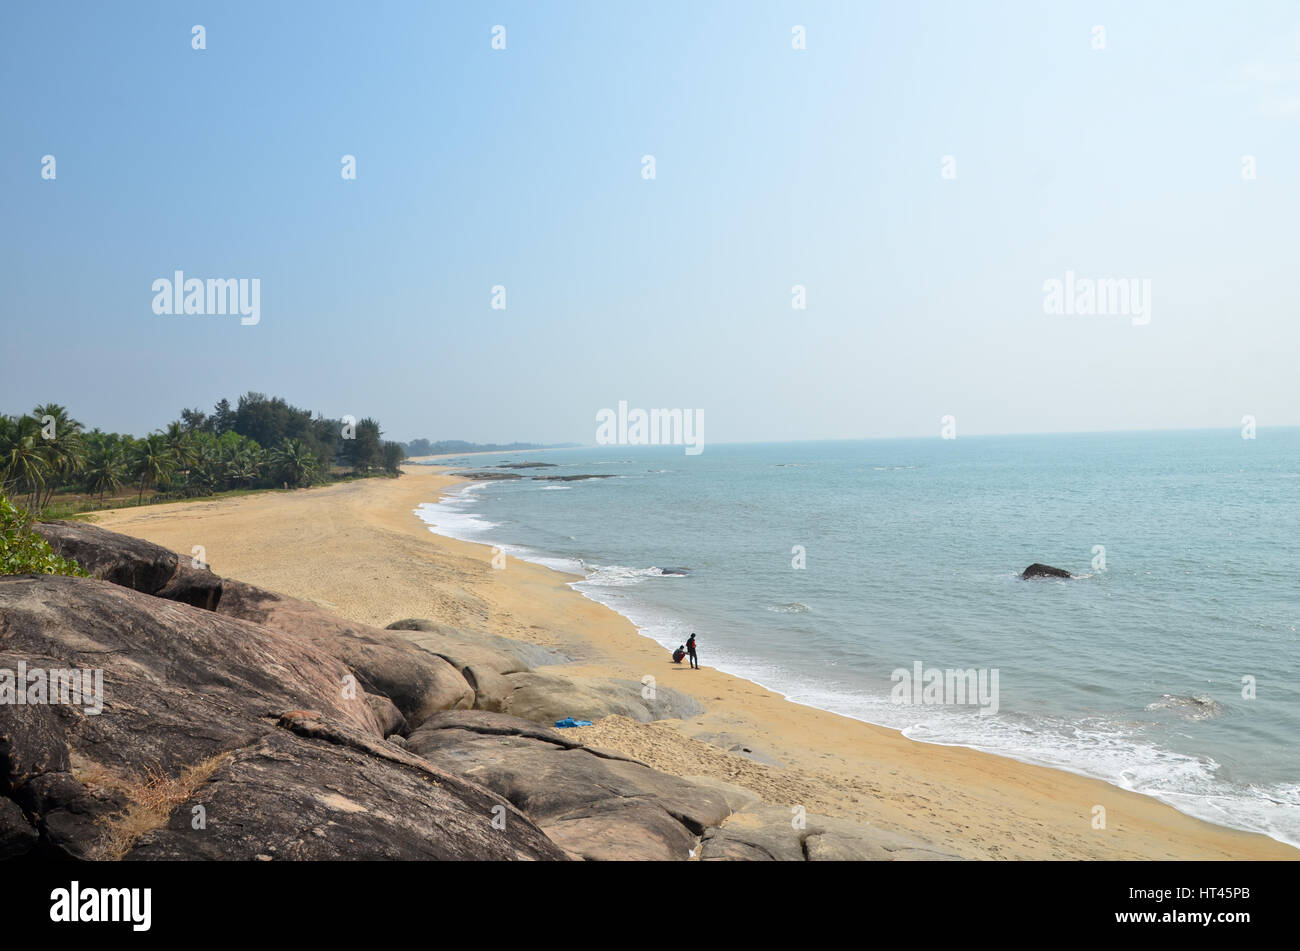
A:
[92,463,1299,860]
[422,471,1300,853]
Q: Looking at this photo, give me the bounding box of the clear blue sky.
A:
[3,1,1298,443]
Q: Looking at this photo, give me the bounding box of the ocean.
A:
[414,430,1300,847]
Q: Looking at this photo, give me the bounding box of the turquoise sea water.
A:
[415,430,1300,847]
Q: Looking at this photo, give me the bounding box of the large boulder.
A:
[0,576,562,860]
[699,804,962,861]
[406,710,733,860]
[34,520,179,595]
[155,562,223,610]
[1021,563,1072,580]
[34,519,223,609]
[482,670,703,725]
[386,618,569,672]
[0,796,40,860]
[126,711,567,861]
[218,581,474,726]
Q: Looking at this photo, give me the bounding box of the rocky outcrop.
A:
[699,804,961,861]
[35,520,180,595]
[126,712,566,861]
[0,797,39,860]
[155,563,223,610]
[406,711,734,860]
[532,474,616,481]
[386,618,570,672]
[216,581,474,726]
[477,669,704,724]
[0,576,564,861]
[34,521,481,728]
[1021,563,1072,580]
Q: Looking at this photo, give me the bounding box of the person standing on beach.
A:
[686,633,699,670]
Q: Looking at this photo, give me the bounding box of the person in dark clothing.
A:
[672,645,686,664]
[686,633,699,669]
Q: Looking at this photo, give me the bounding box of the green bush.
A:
[0,493,88,576]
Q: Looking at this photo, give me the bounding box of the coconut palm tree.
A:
[186,436,221,495]
[129,434,175,504]
[31,403,85,509]
[224,444,262,489]
[82,443,127,506]
[0,415,49,511]
[163,420,195,469]
[272,438,319,488]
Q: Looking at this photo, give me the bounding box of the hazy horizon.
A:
[4,1,1298,444]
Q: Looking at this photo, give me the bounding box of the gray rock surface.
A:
[485,669,704,725]
[0,576,561,861]
[386,618,570,670]
[35,520,179,594]
[406,710,734,860]
[699,804,962,861]
[218,580,474,726]
[127,711,568,861]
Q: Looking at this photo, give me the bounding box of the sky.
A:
[2,1,1298,444]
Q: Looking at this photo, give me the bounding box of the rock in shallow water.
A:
[1021,563,1072,580]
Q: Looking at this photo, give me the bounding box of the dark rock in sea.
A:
[453,470,524,480]
[659,567,690,576]
[1021,563,1072,580]
[532,474,616,481]
[406,710,734,860]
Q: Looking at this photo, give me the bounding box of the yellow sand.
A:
[92,464,1297,860]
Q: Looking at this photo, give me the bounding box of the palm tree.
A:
[224,444,262,489]
[129,434,175,504]
[0,415,49,512]
[82,443,126,506]
[31,403,85,509]
[187,437,221,495]
[163,421,195,469]
[272,438,319,488]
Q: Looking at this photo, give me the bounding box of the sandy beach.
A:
[91,464,1298,860]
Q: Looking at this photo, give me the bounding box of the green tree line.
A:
[0,394,406,514]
